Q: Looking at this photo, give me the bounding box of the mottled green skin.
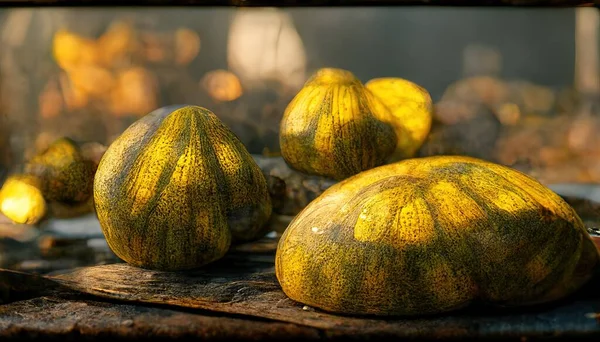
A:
[279,68,397,181]
[94,105,272,271]
[275,156,599,316]
[25,137,95,204]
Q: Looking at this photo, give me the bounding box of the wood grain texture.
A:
[1,237,600,340]
[0,295,323,342]
[1,185,600,340]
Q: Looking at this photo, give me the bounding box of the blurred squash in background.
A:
[200,69,243,102]
[0,7,598,187]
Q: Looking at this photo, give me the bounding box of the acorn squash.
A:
[94,105,272,271]
[275,155,599,316]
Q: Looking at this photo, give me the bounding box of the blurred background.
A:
[0,7,598,184]
[0,6,599,273]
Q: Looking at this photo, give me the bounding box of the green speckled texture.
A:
[94,105,272,271]
[276,156,600,316]
[25,137,95,204]
[279,68,397,181]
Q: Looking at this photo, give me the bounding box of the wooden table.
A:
[2,188,600,341]
[1,231,600,341]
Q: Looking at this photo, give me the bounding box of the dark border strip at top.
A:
[0,0,597,7]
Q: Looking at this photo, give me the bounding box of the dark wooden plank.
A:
[0,0,595,6]
[2,258,600,340]
[0,295,323,341]
[2,184,600,340]
[2,235,600,340]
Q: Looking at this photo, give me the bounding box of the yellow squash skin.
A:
[0,174,47,225]
[365,77,433,161]
[94,105,272,271]
[279,68,397,181]
[275,156,599,316]
[25,137,95,204]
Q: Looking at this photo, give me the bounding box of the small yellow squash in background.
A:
[25,137,95,204]
[366,77,433,161]
[0,174,47,225]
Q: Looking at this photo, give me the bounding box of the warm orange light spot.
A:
[52,29,99,69]
[175,28,201,66]
[38,79,64,119]
[201,70,243,102]
[110,67,159,117]
[59,72,89,111]
[496,102,521,126]
[97,21,137,67]
[67,65,115,98]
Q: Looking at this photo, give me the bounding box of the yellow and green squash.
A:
[279,68,432,181]
[25,137,95,204]
[94,105,272,271]
[275,155,599,316]
[365,77,433,161]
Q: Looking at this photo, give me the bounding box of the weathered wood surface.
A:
[0,295,323,341]
[2,237,600,340]
[0,0,595,6]
[1,184,600,340]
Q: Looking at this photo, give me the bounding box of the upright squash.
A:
[275,155,599,316]
[94,105,272,271]
[279,68,397,181]
[279,68,433,180]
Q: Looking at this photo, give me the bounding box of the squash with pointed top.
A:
[279,68,397,181]
[279,68,433,181]
[94,105,272,271]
